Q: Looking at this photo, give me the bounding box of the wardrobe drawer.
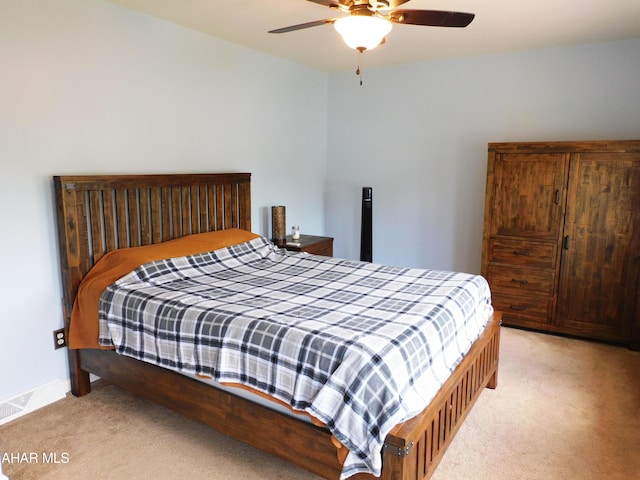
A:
[492,292,553,326]
[487,265,555,295]
[488,237,557,268]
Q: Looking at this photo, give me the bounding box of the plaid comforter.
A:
[98,236,493,478]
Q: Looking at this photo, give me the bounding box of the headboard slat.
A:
[171,186,181,238]
[115,189,128,248]
[230,183,238,228]
[224,185,233,228]
[191,187,199,233]
[103,190,117,252]
[127,189,141,247]
[214,185,223,230]
[160,187,172,240]
[88,191,104,263]
[76,192,92,279]
[139,188,152,246]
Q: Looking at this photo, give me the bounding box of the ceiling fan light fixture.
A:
[334,15,392,51]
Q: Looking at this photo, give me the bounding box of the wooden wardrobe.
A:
[481,140,640,350]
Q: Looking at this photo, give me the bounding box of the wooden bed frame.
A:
[53,173,501,480]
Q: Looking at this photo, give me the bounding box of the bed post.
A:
[53,177,92,396]
[66,349,91,396]
[485,311,501,389]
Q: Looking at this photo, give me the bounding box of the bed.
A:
[53,172,501,480]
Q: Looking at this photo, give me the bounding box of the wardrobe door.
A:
[557,153,640,342]
[489,153,568,239]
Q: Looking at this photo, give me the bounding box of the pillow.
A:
[69,228,259,349]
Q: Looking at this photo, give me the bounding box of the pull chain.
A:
[356,48,364,86]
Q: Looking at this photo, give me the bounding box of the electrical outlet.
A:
[53,328,67,349]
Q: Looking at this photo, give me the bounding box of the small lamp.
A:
[271,206,286,246]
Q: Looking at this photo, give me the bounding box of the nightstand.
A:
[284,234,333,257]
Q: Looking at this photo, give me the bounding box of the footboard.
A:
[354,311,501,480]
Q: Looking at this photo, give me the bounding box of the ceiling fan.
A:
[268,0,475,52]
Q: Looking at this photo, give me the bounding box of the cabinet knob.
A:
[512,250,531,256]
[511,278,529,285]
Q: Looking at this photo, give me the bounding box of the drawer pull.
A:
[509,305,527,311]
[512,250,531,256]
[511,278,529,285]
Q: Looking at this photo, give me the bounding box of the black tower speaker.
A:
[360,187,372,262]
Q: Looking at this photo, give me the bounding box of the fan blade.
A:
[268,18,337,34]
[388,10,475,28]
[305,0,342,7]
[380,0,412,8]
[305,0,412,9]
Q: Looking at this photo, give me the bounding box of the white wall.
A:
[326,38,640,272]
[0,0,328,401]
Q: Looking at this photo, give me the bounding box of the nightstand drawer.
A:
[284,234,333,257]
[487,265,555,295]
[304,243,333,256]
[489,237,557,268]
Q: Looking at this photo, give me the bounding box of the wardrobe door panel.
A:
[489,153,567,239]
[557,153,640,341]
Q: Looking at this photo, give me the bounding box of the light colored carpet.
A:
[1,327,639,480]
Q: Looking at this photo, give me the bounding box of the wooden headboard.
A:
[53,173,251,391]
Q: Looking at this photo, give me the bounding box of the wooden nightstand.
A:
[284,234,333,257]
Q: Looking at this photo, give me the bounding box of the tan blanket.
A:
[69,228,259,349]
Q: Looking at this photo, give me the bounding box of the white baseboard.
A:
[0,380,69,426]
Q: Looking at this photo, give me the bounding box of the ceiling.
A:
[109,0,640,72]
